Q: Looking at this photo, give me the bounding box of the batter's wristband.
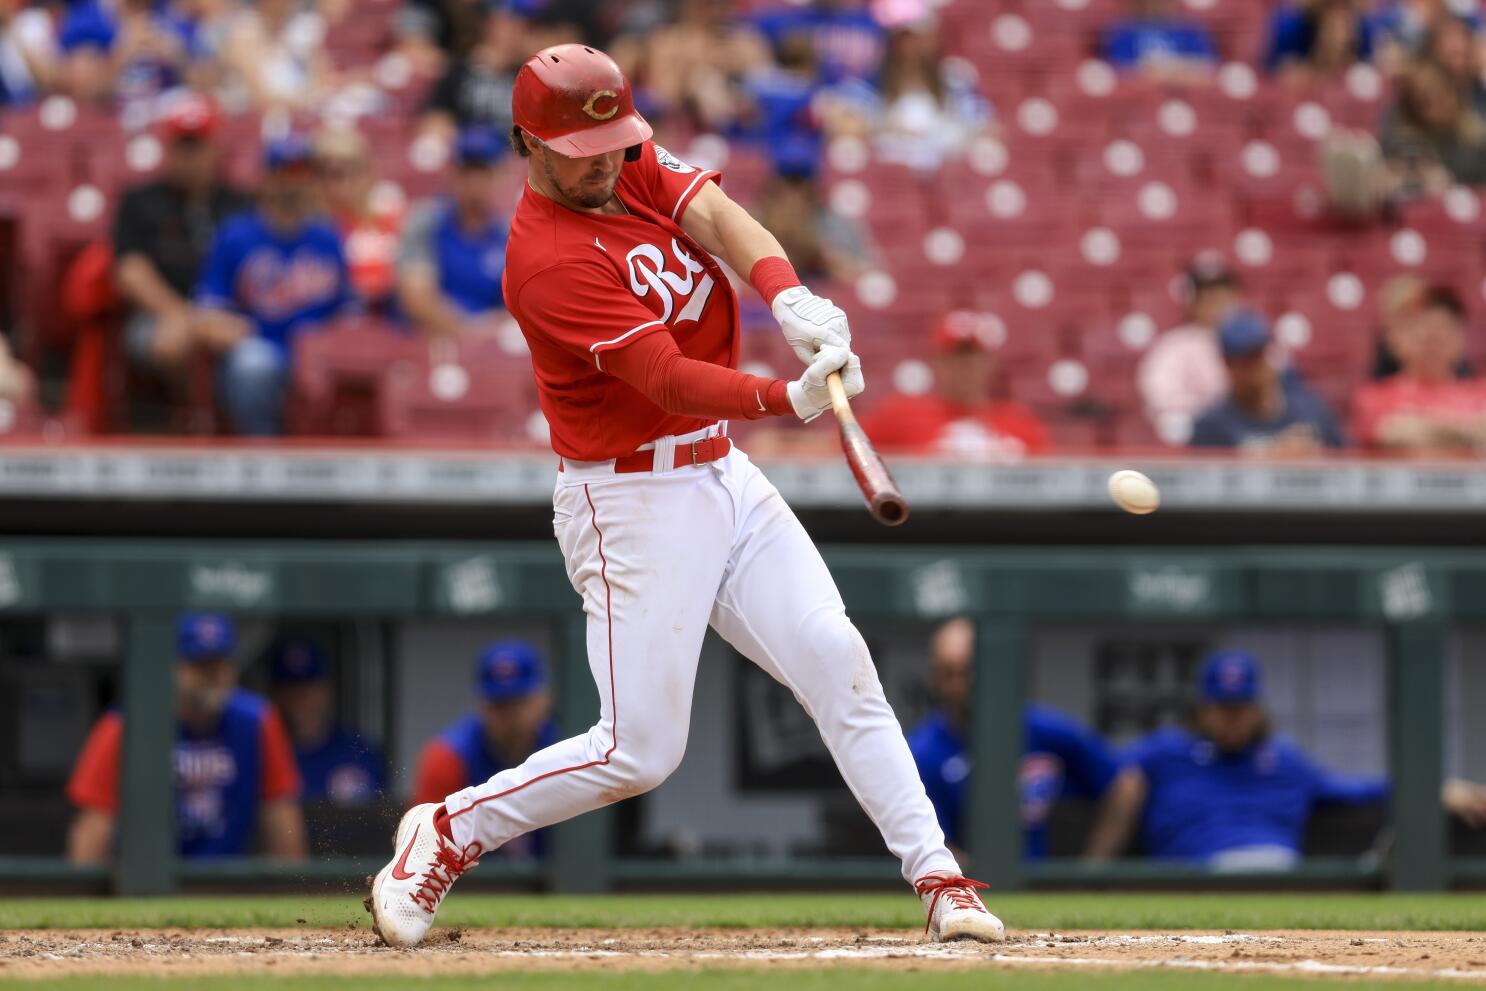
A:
[749,257,801,307]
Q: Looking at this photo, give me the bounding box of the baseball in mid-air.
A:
[1108,469,1161,515]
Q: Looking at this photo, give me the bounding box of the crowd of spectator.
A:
[1,0,1485,455]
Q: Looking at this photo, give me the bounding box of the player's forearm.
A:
[260,800,309,861]
[604,332,792,420]
[715,199,789,282]
[66,809,115,864]
[681,183,791,288]
[1084,769,1146,861]
[399,276,466,338]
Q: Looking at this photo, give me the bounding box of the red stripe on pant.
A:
[449,483,618,821]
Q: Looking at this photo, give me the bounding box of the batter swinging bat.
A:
[826,371,909,527]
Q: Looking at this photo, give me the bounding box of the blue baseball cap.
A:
[1198,650,1262,704]
[270,640,328,683]
[1218,309,1271,360]
[177,612,237,662]
[455,127,506,167]
[771,134,821,181]
[477,641,548,702]
[264,135,314,171]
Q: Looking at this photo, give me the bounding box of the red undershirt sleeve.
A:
[603,332,794,420]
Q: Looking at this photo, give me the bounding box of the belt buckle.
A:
[690,438,702,466]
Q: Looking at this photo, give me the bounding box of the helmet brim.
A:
[542,112,653,158]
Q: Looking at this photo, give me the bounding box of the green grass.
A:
[1,892,1484,932]
[0,973,1466,991]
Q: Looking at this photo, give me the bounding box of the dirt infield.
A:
[3,928,1486,982]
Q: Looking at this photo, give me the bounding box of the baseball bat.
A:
[826,371,910,527]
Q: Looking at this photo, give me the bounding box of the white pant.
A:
[445,434,959,885]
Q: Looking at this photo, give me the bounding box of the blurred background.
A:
[1,0,1486,896]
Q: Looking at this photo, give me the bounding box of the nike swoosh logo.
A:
[390,824,421,880]
[755,389,766,413]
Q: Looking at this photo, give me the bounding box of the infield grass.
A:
[0,973,1467,990]
[1,892,1484,932]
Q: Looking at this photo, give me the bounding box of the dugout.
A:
[0,535,1481,896]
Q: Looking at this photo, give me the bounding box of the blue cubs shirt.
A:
[67,689,302,858]
[1102,20,1216,69]
[907,704,1120,858]
[752,6,885,83]
[432,200,508,315]
[295,728,386,805]
[1130,727,1390,862]
[196,211,353,354]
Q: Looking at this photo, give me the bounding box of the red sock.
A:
[433,805,454,841]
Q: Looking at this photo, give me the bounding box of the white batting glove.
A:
[772,285,852,364]
[786,344,865,422]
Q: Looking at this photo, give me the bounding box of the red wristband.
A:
[749,257,801,307]
[762,379,792,417]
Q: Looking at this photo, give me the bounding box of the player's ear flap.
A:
[625,144,642,163]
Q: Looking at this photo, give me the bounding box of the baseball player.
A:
[369,45,1002,946]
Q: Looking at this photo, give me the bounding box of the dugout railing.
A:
[0,539,1477,895]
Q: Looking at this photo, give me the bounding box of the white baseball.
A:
[1108,469,1160,515]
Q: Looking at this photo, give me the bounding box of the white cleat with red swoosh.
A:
[366,803,482,947]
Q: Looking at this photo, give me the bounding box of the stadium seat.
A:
[380,357,536,444]
[1096,180,1237,255]
[290,319,429,436]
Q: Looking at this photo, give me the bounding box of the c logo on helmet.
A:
[583,90,619,121]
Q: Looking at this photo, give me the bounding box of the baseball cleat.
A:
[915,872,1006,942]
[366,802,482,947]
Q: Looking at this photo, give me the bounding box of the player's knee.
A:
[799,607,883,700]
[609,730,687,796]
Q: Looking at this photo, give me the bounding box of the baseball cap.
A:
[476,641,548,702]
[160,93,219,140]
[264,135,314,172]
[1218,309,1271,359]
[770,134,821,180]
[1198,650,1262,704]
[270,640,328,683]
[933,310,1003,353]
[177,612,237,662]
[455,126,506,167]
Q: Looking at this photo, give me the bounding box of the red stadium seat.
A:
[1096,179,1237,254]
[380,358,536,444]
[290,319,429,436]
[1397,189,1486,254]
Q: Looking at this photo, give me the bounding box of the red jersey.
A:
[503,141,738,460]
[1350,375,1486,448]
[858,394,1051,459]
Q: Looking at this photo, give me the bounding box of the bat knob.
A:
[871,493,910,526]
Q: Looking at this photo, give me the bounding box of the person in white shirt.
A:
[1138,252,1247,445]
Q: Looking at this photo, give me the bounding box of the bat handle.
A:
[826,370,854,423]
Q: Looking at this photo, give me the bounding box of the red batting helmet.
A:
[512,44,653,158]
